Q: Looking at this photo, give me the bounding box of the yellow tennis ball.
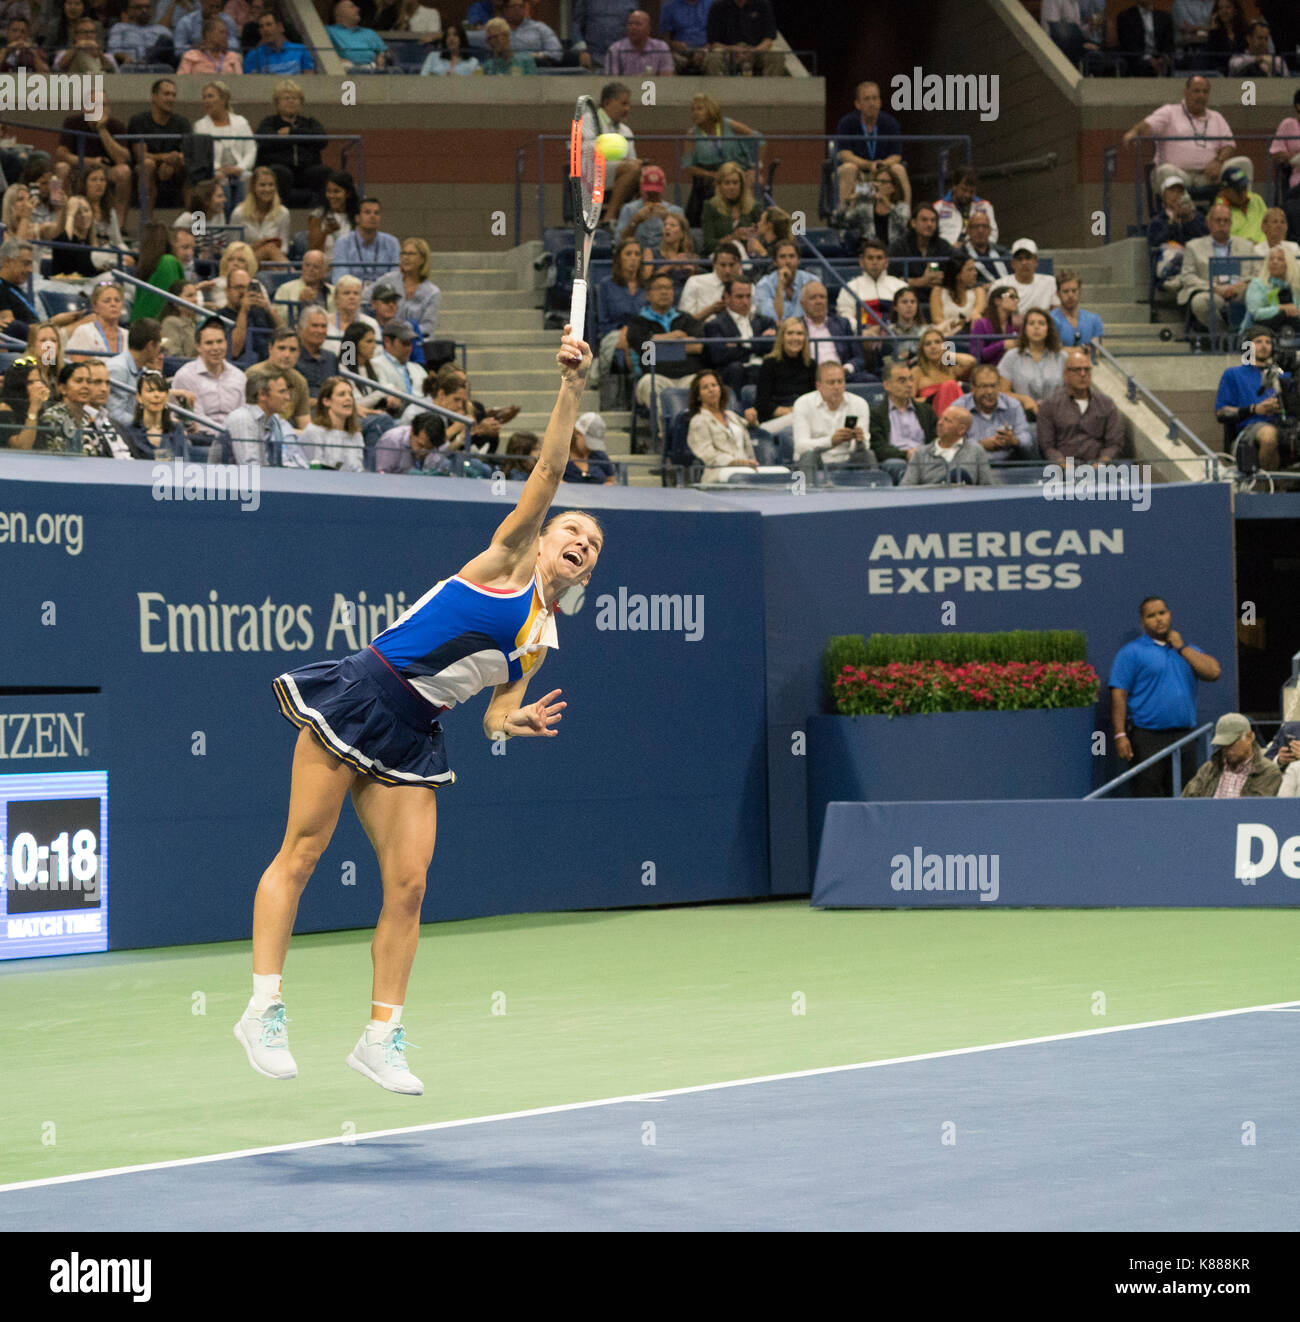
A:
[596,133,628,162]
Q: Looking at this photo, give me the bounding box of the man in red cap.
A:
[614,163,687,248]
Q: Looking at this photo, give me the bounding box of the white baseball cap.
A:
[1010,237,1038,256]
[575,411,606,442]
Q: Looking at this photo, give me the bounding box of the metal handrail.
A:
[336,367,473,429]
[1083,722,1214,798]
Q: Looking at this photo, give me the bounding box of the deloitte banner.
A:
[752,483,1237,894]
[813,800,1300,908]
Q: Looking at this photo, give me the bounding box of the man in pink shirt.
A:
[605,9,674,75]
[1268,89,1300,192]
[1122,75,1235,189]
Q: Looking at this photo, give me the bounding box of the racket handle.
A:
[569,280,588,346]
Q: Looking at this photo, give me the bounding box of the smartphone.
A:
[844,415,858,428]
[928,262,941,272]
[250,281,263,295]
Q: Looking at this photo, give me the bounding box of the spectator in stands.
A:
[931,255,986,335]
[107,317,165,427]
[703,155,761,256]
[837,237,905,339]
[0,183,36,240]
[420,20,477,74]
[1039,0,1099,65]
[379,238,440,342]
[660,0,711,74]
[1037,349,1123,468]
[883,287,925,361]
[175,0,238,53]
[960,212,1011,285]
[912,326,975,413]
[1148,169,1208,285]
[500,429,541,480]
[500,0,561,64]
[594,236,649,383]
[0,358,53,451]
[833,80,905,215]
[799,280,867,381]
[243,9,316,74]
[126,369,186,460]
[26,323,66,390]
[35,360,94,454]
[245,328,311,432]
[432,362,520,456]
[616,165,685,250]
[128,79,191,217]
[644,213,697,290]
[997,308,1064,422]
[1228,17,1288,77]
[1176,202,1255,332]
[230,166,291,264]
[1214,164,1267,244]
[889,203,952,295]
[1242,246,1300,334]
[54,95,130,230]
[952,362,1037,465]
[299,377,364,470]
[753,240,816,323]
[275,250,335,314]
[220,369,307,467]
[372,321,427,418]
[1183,714,1282,798]
[375,409,445,474]
[596,82,641,224]
[180,16,243,72]
[790,360,873,472]
[105,0,170,67]
[67,281,127,360]
[481,14,536,73]
[221,267,281,365]
[1215,325,1290,473]
[626,270,704,414]
[867,358,932,481]
[605,8,672,75]
[935,168,998,247]
[705,277,774,401]
[1005,238,1058,313]
[130,225,184,326]
[564,411,617,484]
[752,316,815,436]
[1268,89,1300,227]
[841,162,911,255]
[1110,594,1222,796]
[376,0,443,37]
[1122,76,1236,193]
[160,281,200,357]
[332,198,400,296]
[1116,1,1175,77]
[54,16,120,73]
[81,357,138,460]
[42,0,97,52]
[327,0,389,67]
[182,178,227,232]
[296,306,339,397]
[1203,0,1248,62]
[968,285,1020,368]
[901,405,997,486]
[255,81,330,208]
[685,371,759,477]
[308,171,359,264]
[679,240,743,320]
[0,240,48,340]
[75,164,126,253]
[202,240,258,310]
[1254,208,1300,263]
[1264,721,1300,774]
[324,275,381,357]
[172,317,247,426]
[50,197,115,277]
[573,0,635,66]
[705,0,781,76]
[744,205,791,264]
[368,283,428,368]
[193,81,256,212]
[1050,270,1105,349]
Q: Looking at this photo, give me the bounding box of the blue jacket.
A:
[804,313,869,380]
[703,309,776,370]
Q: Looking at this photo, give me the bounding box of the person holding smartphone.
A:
[790,360,877,473]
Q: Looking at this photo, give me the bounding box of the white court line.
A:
[1,998,1296,1196]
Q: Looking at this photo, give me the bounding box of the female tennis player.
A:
[236,328,601,1094]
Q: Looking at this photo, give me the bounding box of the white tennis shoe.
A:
[234,1000,298,1080]
[347,1024,423,1095]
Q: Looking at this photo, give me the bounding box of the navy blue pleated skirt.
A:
[273,646,454,788]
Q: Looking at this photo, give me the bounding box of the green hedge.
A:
[824,631,1088,705]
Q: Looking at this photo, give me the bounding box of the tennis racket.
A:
[567,95,605,347]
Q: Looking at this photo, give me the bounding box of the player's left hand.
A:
[506,689,566,737]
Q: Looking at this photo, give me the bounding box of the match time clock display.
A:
[1,772,108,959]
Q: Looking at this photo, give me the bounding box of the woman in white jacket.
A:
[686,370,759,481]
[193,81,257,214]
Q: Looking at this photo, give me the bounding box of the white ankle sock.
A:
[251,973,282,1013]
[368,1002,402,1036]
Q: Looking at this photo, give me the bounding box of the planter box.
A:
[807,707,1100,875]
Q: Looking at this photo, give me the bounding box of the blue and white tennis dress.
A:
[273,570,558,787]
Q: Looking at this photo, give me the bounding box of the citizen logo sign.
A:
[0,713,86,760]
